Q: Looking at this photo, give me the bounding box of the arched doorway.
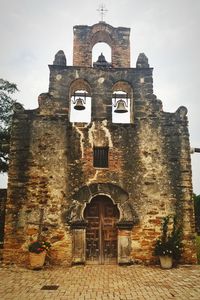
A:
[84,195,120,264]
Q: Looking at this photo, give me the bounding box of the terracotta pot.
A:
[159,255,173,269]
[29,251,46,269]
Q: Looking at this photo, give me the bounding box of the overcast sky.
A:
[0,0,199,193]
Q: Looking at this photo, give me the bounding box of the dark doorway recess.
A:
[41,285,59,290]
[84,195,120,264]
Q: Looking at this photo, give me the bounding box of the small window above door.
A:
[93,147,109,168]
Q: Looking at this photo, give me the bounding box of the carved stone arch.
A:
[90,30,113,64]
[66,183,137,225]
[112,80,133,96]
[90,30,114,49]
[90,31,113,66]
[69,78,92,96]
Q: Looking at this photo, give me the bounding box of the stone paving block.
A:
[0,265,200,299]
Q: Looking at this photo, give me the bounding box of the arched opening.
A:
[73,23,130,67]
[84,195,120,264]
[92,42,112,65]
[69,79,91,123]
[112,81,133,124]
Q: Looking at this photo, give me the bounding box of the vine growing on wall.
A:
[193,194,200,235]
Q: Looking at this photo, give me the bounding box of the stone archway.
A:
[67,183,137,265]
[66,183,136,224]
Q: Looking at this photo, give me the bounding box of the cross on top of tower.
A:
[97,4,108,22]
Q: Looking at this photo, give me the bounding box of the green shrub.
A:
[196,236,200,264]
[153,215,182,260]
[193,194,200,234]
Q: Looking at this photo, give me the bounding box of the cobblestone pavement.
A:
[0,264,200,300]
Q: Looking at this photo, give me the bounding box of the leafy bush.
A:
[0,78,19,172]
[196,236,200,264]
[153,215,182,260]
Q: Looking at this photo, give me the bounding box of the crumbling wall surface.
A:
[127,107,196,264]
[161,108,196,263]
[3,110,73,266]
[48,63,197,264]
[3,111,32,264]
[4,60,196,266]
[69,112,195,264]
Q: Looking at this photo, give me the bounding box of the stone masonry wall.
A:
[3,20,196,265]
[3,60,197,265]
[47,63,196,264]
[4,112,73,266]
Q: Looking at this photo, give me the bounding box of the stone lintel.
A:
[117,221,134,230]
[70,220,87,229]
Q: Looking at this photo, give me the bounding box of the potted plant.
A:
[28,240,51,269]
[153,215,182,269]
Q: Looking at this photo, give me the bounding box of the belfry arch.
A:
[92,42,112,65]
[73,23,130,67]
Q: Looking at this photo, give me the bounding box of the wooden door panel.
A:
[84,197,119,264]
[85,201,100,263]
[102,201,118,263]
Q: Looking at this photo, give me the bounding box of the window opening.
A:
[93,147,109,168]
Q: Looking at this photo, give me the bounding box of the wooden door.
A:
[84,196,119,264]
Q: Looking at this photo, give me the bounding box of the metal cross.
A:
[97,4,108,22]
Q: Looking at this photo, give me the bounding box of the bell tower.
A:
[4,20,196,267]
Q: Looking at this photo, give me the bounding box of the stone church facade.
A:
[3,22,196,265]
